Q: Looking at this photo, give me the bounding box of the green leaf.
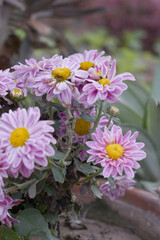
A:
[45,185,56,197]
[144,98,160,158]
[151,59,160,102]
[12,179,37,189]
[91,185,103,199]
[53,148,65,160]
[108,177,115,186]
[112,81,149,126]
[79,164,96,174]
[1,226,21,240]
[44,213,59,224]
[36,179,46,195]
[120,81,149,114]
[51,164,66,183]
[14,208,54,240]
[140,180,160,193]
[121,124,160,181]
[75,159,98,173]
[113,102,142,126]
[80,112,95,122]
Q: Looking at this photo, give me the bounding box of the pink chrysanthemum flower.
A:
[0,196,20,227]
[12,58,44,96]
[12,58,43,83]
[70,49,111,86]
[0,107,56,178]
[79,60,135,106]
[38,55,63,71]
[100,176,136,200]
[0,69,13,96]
[70,49,111,71]
[0,187,4,201]
[86,125,146,178]
[12,55,63,96]
[31,58,80,106]
[56,106,111,161]
[0,153,9,188]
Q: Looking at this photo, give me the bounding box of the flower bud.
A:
[10,88,24,100]
[59,159,67,168]
[107,106,120,117]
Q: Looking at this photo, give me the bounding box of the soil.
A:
[60,217,141,240]
[59,198,160,240]
[31,188,160,240]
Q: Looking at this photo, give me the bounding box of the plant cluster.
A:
[0,49,146,239]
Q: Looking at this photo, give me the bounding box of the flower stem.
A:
[5,179,37,194]
[73,168,103,185]
[5,172,48,193]
[49,106,53,120]
[64,106,73,161]
[107,115,113,128]
[92,100,104,132]
[67,144,85,161]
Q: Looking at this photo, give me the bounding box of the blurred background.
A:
[1,0,160,191]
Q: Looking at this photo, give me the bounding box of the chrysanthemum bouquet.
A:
[0,49,146,239]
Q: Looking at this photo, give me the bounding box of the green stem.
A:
[5,179,37,194]
[107,115,113,128]
[38,166,49,171]
[63,106,73,161]
[73,168,103,185]
[66,106,72,119]
[5,172,48,194]
[18,100,24,108]
[49,106,53,120]
[92,100,104,132]
[67,144,85,161]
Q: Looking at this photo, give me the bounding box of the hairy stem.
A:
[63,106,73,162]
[67,144,85,161]
[107,115,113,128]
[92,100,104,132]
[73,168,103,185]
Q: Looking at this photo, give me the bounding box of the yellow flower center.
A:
[10,89,24,99]
[13,89,21,94]
[97,71,102,76]
[74,119,91,136]
[10,128,30,147]
[80,62,94,71]
[99,78,110,87]
[106,143,124,160]
[52,67,71,81]
[112,107,118,111]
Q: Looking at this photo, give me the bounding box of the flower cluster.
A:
[86,125,146,179]
[0,196,21,227]
[0,49,134,107]
[100,176,136,200]
[86,125,146,200]
[0,107,56,226]
[0,49,146,228]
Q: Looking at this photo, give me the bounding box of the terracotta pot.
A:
[72,183,160,240]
